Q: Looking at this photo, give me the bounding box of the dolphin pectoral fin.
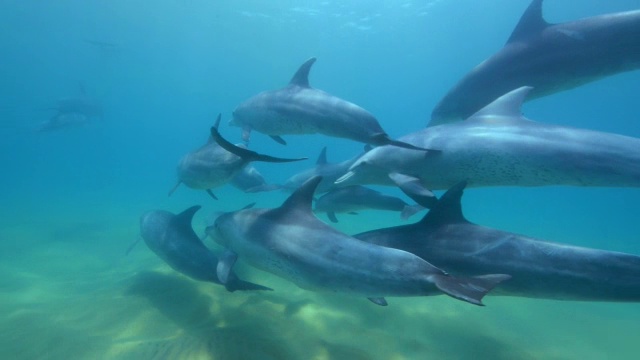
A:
[400,204,426,220]
[432,274,511,306]
[388,173,438,209]
[168,181,181,196]
[367,297,388,306]
[206,189,219,200]
[270,135,287,145]
[125,237,141,255]
[371,133,437,152]
[327,212,339,223]
[217,249,238,287]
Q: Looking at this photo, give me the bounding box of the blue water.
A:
[1,0,640,359]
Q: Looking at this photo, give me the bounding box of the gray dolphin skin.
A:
[207,176,510,306]
[314,185,425,223]
[337,87,640,201]
[139,205,271,292]
[169,114,306,199]
[230,165,281,193]
[231,58,431,151]
[282,146,366,194]
[430,0,640,125]
[355,182,640,301]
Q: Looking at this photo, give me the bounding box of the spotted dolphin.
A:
[314,185,425,223]
[207,176,510,306]
[430,0,640,125]
[355,182,640,301]
[337,87,640,205]
[139,205,271,292]
[169,114,306,199]
[231,58,431,151]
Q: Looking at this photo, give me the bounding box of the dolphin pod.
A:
[430,0,640,125]
[207,176,510,306]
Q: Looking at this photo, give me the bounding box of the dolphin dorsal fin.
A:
[418,181,468,227]
[171,205,202,241]
[278,176,322,213]
[468,86,533,122]
[507,0,549,44]
[316,147,328,165]
[289,57,317,87]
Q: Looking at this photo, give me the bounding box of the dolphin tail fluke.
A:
[210,123,307,163]
[400,204,425,220]
[432,274,511,306]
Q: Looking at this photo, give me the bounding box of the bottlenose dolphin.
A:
[430,0,640,125]
[231,58,431,151]
[37,84,104,132]
[314,185,425,223]
[139,205,271,292]
[355,182,640,301]
[337,87,640,204]
[169,114,306,199]
[207,176,510,306]
[282,146,366,194]
[230,165,281,193]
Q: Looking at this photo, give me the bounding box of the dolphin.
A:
[206,176,510,306]
[231,57,431,151]
[282,146,367,194]
[354,182,640,301]
[337,87,640,205]
[314,185,425,223]
[430,0,640,125]
[230,165,281,193]
[169,114,306,199]
[139,205,271,292]
[37,84,104,132]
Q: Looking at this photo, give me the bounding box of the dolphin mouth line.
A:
[335,171,355,184]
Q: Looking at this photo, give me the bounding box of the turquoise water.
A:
[2,1,640,359]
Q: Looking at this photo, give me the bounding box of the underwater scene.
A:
[2,0,640,359]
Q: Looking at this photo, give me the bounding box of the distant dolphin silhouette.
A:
[355,182,640,302]
[208,176,510,306]
[430,0,640,125]
[231,57,432,151]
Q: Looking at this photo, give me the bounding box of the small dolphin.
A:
[169,114,306,199]
[139,205,271,292]
[355,182,640,301]
[207,176,510,306]
[230,165,281,193]
[314,185,425,223]
[37,84,104,132]
[282,146,366,194]
[337,87,640,205]
[430,0,640,124]
[231,58,430,151]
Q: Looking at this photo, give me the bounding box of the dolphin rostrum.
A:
[139,205,271,292]
[314,185,425,223]
[337,87,640,206]
[355,182,640,301]
[169,114,306,199]
[231,57,432,151]
[207,176,510,306]
[430,0,640,125]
